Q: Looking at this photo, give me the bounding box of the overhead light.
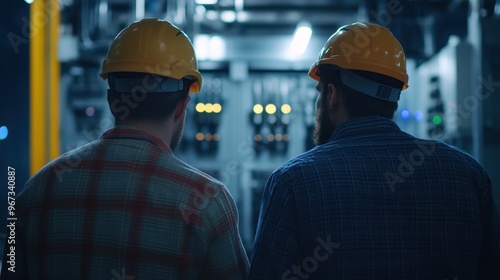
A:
[236,11,250,22]
[195,0,218,4]
[195,5,206,15]
[235,0,244,11]
[194,35,210,60]
[135,0,145,20]
[221,10,236,23]
[205,10,218,21]
[288,22,312,56]
[209,36,225,60]
[24,0,34,4]
[194,35,226,61]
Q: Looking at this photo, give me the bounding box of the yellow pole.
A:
[30,0,60,176]
[30,0,46,176]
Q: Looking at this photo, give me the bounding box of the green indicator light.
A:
[432,115,442,125]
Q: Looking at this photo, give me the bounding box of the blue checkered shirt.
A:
[249,116,500,280]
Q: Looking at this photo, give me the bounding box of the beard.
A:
[313,93,336,146]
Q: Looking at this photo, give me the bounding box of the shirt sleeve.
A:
[201,184,249,279]
[476,174,500,279]
[249,171,300,280]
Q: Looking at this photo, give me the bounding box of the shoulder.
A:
[166,158,238,231]
[24,141,98,185]
[426,138,490,179]
[410,137,484,168]
[271,143,341,181]
[161,155,233,210]
[163,155,225,189]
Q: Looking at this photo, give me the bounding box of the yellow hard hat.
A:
[308,22,408,90]
[100,18,202,93]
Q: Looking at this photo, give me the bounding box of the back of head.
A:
[308,22,409,119]
[100,18,203,123]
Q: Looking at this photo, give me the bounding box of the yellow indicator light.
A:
[253,104,263,114]
[281,104,292,114]
[267,134,275,142]
[213,133,220,141]
[205,103,214,113]
[213,103,222,113]
[195,132,204,141]
[195,103,205,113]
[283,134,290,142]
[265,104,277,114]
[205,133,213,141]
[254,134,262,142]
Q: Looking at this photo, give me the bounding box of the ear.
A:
[327,83,340,110]
[173,95,190,121]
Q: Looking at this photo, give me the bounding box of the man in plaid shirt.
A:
[250,23,500,279]
[1,19,248,279]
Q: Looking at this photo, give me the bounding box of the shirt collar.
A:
[99,126,173,154]
[328,116,401,142]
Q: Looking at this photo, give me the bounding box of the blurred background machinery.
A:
[1,0,500,256]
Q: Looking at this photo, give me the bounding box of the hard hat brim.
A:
[100,59,202,93]
[308,57,409,90]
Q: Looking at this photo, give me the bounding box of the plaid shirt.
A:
[2,127,249,280]
[249,116,500,280]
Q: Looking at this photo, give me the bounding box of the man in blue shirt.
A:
[249,22,500,279]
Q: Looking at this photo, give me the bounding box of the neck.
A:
[330,105,350,129]
[117,119,174,147]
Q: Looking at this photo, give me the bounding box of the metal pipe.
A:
[135,0,145,20]
[80,0,94,48]
[98,0,109,33]
[468,0,483,162]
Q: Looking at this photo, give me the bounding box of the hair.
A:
[318,65,403,119]
[106,72,191,124]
